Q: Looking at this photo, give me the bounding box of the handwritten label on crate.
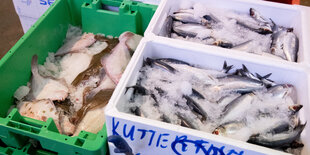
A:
[39,0,54,6]
[109,117,263,155]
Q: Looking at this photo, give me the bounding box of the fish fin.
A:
[263,73,272,79]
[242,64,249,73]
[255,73,263,79]
[192,88,205,99]
[222,61,233,73]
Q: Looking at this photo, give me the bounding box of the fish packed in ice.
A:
[123,57,306,153]
[161,4,299,62]
[14,26,142,136]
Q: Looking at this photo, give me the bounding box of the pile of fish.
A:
[124,57,306,152]
[13,26,142,136]
[162,5,299,62]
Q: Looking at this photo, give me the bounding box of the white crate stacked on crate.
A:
[13,0,55,32]
[105,0,310,154]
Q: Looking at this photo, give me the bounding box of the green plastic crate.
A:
[0,0,157,154]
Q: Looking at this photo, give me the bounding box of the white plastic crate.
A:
[105,37,310,155]
[144,0,310,64]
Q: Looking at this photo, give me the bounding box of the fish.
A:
[102,32,142,84]
[55,33,96,56]
[70,89,114,125]
[172,12,202,24]
[212,75,264,94]
[156,58,191,66]
[288,104,303,114]
[172,23,212,39]
[271,29,299,62]
[213,40,233,49]
[130,106,144,117]
[256,73,276,88]
[232,40,253,51]
[267,84,294,99]
[177,113,198,129]
[249,8,271,24]
[17,99,62,133]
[212,121,246,137]
[28,55,69,101]
[221,93,255,122]
[145,58,176,73]
[162,16,173,37]
[236,20,272,35]
[73,105,106,136]
[108,135,133,155]
[248,123,306,148]
[183,95,208,121]
[202,13,220,24]
[84,68,116,102]
[71,36,119,86]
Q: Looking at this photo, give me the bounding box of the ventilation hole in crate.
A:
[85,3,90,6]
[101,135,104,138]
[65,138,68,141]
[44,125,47,128]
[8,116,11,118]
[75,152,79,154]
[74,138,85,147]
[131,11,135,14]
[132,2,137,5]
[23,148,27,152]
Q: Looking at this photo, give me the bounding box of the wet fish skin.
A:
[221,93,255,122]
[177,113,197,129]
[72,36,119,86]
[29,55,69,101]
[271,30,299,62]
[215,75,264,94]
[232,40,253,52]
[267,84,293,99]
[183,95,208,121]
[157,58,191,66]
[248,123,306,148]
[213,121,245,136]
[236,20,272,35]
[249,8,270,24]
[55,33,96,56]
[164,16,173,37]
[145,58,176,73]
[70,89,114,125]
[172,12,202,24]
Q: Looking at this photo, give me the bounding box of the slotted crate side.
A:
[0,0,157,154]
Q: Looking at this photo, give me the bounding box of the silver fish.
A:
[232,40,253,51]
[271,30,299,62]
[248,123,306,148]
[213,75,264,94]
[267,84,294,99]
[172,12,202,24]
[172,23,212,39]
[249,8,270,24]
[212,121,246,137]
[221,93,255,122]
